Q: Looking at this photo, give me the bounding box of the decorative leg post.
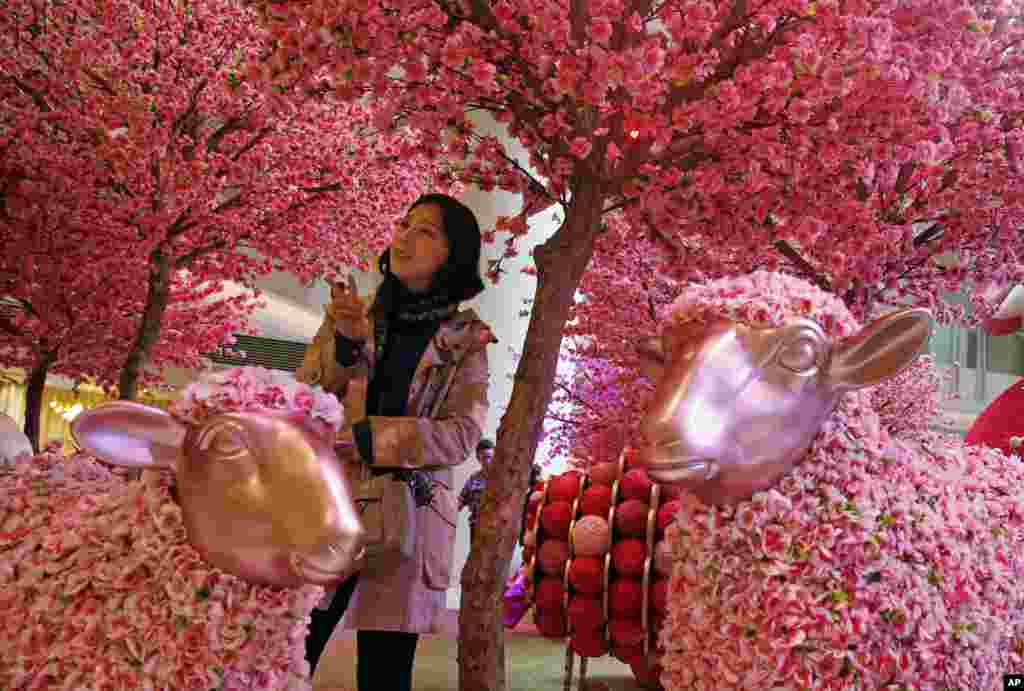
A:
[563,646,574,691]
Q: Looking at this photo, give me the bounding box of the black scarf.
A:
[368,273,459,507]
[370,273,459,364]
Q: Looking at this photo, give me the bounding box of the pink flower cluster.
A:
[171,366,344,433]
[656,273,1024,690]
[5,446,128,484]
[664,271,862,341]
[868,353,955,440]
[0,455,323,691]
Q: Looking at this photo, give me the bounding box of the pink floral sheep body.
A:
[0,367,360,691]
[635,272,1024,690]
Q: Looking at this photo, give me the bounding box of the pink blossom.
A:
[591,19,613,45]
[468,59,496,85]
[171,367,344,434]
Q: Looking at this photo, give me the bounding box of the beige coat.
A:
[296,303,491,633]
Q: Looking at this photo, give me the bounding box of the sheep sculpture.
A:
[0,412,33,467]
[527,271,1024,690]
[631,271,1024,690]
[0,367,363,691]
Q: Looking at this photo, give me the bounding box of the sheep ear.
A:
[994,285,1024,319]
[637,335,667,382]
[71,401,186,470]
[829,308,932,390]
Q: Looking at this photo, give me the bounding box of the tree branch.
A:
[81,67,118,96]
[542,413,583,426]
[5,74,52,112]
[773,239,832,292]
[175,239,228,268]
[231,125,273,162]
[0,312,23,338]
[206,114,246,153]
[553,379,604,415]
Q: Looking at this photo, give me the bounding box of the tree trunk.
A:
[118,252,172,401]
[458,177,605,691]
[24,353,54,453]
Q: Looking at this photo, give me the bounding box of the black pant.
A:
[357,630,420,691]
[305,574,359,673]
[305,575,420,690]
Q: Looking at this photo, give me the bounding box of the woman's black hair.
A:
[377,193,486,303]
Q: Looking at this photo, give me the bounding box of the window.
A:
[929,322,1024,417]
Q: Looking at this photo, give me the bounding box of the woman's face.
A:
[390,203,450,293]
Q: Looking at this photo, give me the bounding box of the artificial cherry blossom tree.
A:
[0,206,260,449]
[250,0,1020,686]
[0,0,452,418]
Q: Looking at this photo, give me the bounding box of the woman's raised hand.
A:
[327,274,370,341]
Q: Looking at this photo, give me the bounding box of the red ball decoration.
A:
[590,461,619,487]
[580,485,613,517]
[984,315,1023,336]
[659,483,682,502]
[651,577,669,614]
[631,660,664,690]
[540,501,573,540]
[608,577,644,618]
[522,545,535,564]
[528,491,544,511]
[965,379,1024,458]
[611,538,647,577]
[612,643,645,668]
[572,516,611,557]
[567,595,605,632]
[538,539,570,575]
[656,500,680,535]
[534,576,565,612]
[621,468,654,501]
[609,618,646,646]
[615,499,648,537]
[568,557,605,595]
[570,629,608,658]
[622,447,642,471]
[536,610,567,639]
[548,473,582,502]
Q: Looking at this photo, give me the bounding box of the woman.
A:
[297,194,494,691]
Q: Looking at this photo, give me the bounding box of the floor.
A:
[312,609,642,691]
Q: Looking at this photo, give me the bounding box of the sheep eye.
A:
[778,337,819,372]
[196,421,248,461]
